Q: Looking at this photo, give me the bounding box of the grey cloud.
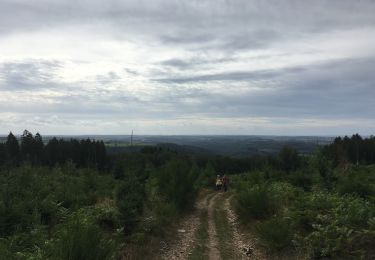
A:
[1,56,374,125]
[0,60,62,90]
[149,57,375,120]
[2,1,375,48]
[160,34,213,45]
[160,57,235,70]
[0,92,140,116]
[217,29,282,51]
[168,29,284,53]
[124,68,139,76]
[96,71,121,85]
[154,65,305,84]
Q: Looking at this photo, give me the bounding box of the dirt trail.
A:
[224,195,267,260]
[159,191,265,260]
[159,193,208,260]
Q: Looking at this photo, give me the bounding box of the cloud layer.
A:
[1,0,375,135]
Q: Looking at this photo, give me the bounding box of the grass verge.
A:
[188,209,209,260]
[213,193,240,260]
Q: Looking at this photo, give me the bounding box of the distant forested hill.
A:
[100,135,334,157]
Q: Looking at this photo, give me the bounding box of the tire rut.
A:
[159,192,213,260]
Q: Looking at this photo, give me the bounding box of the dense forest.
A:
[0,130,107,169]
[0,131,374,259]
[323,134,375,165]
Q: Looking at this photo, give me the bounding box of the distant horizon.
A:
[0,132,371,138]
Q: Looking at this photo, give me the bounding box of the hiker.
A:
[216,175,223,191]
[222,174,229,192]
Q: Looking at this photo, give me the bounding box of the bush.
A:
[235,179,299,221]
[269,182,300,206]
[290,192,375,258]
[197,162,216,188]
[0,166,118,257]
[156,159,197,212]
[137,160,199,236]
[115,177,144,233]
[142,176,177,234]
[0,241,14,260]
[47,212,116,260]
[0,227,48,260]
[237,171,266,186]
[336,167,375,199]
[288,170,314,191]
[256,216,293,251]
[235,183,277,220]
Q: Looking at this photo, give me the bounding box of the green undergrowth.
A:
[0,156,204,259]
[233,163,375,259]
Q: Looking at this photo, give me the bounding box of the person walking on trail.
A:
[216,175,223,191]
[222,174,229,192]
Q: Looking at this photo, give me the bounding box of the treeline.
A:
[0,130,107,169]
[323,134,375,165]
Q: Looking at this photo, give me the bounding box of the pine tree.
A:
[5,132,20,165]
[0,143,7,166]
[46,137,59,166]
[34,132,44,164]
[20,130,35,162]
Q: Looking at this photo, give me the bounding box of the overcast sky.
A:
[1,0,375,135]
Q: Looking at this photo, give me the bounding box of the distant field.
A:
[104,142,145,147]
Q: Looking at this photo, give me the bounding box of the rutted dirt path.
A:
[159,191,265,260]
[159,192,209,260]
